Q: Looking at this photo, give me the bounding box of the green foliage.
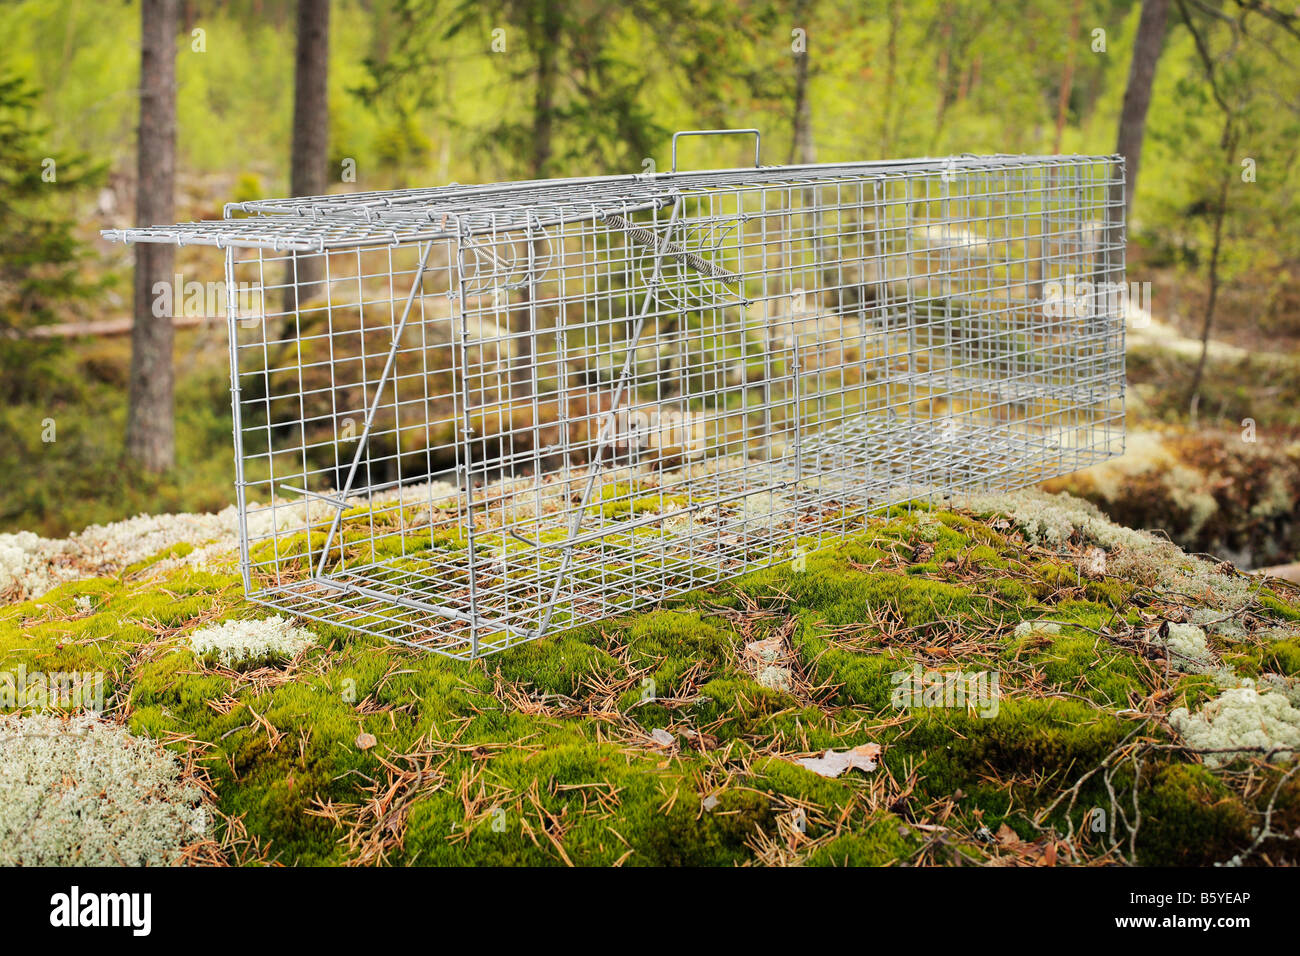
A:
[229,172,264,206]
[361,0,730,178]
[0,72,106,401]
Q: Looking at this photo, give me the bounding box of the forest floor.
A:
[3,488,1300,866]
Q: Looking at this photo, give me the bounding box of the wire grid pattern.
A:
[107,154,1125,658]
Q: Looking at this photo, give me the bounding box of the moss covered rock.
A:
[2,490,1297,866]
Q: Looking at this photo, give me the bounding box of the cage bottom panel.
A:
[244,410,1122,657]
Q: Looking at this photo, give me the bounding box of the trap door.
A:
[660,189,808,542]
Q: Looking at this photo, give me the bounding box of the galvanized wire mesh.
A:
[105,151,1126,658]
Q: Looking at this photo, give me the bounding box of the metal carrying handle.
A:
[671,128,761,173]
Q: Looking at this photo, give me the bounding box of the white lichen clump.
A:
[0,713,207,866]
[0,480,461,602]
[736,493,792,524]
[963,488,1151,551]
[914,513,944,542]
[962,489,1255,608]
[661,511,710,538]
[757,665,793,692]
[1149,622,1216,673]
[0,530,64,598]
[1191,606,1246,641]
[1260,674,1300,708]
[188,615,315,666]
[1170,680,1300,768]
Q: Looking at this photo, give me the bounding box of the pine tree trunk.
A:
[1115,0,1170,215]
[1186,135,1234,413]
[512,2,561,402]
[285,0,331,314]
[126,0,178,474]
[1053,0,1083,154]
[880,0,900,154]
[790,0,815,167]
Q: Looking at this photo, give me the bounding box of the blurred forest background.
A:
[2,0,1299,576]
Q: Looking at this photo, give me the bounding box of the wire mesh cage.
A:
[104,131,1126,659]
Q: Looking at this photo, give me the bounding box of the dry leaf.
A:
[995,823,1020,846]
[795,743,881,778]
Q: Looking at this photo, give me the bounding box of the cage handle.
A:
[671,128,761,173]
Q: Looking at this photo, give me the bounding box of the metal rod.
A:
[671,128,762,172]
[600,212,739,285]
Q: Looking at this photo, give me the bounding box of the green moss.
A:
[590,481,680,519]
[797,631,909,710]
[122,541,196,574]
[1134,764,1252,865]
[1264,639,1300,676]
[494,626,619,698]
[3,501,1285,866]
[804,814,919,866]
[1027,632,1148,706]
[895,700,1135,798]
[403,736,779,866]
[1260,592,1300,622]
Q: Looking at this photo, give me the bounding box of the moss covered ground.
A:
[3,496,1300,867]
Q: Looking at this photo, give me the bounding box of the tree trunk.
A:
[530,3,559,180]
[126,0,178,474]
[789,0,815,166]
[512,2,561,402]
[1114,0,1170,215]
[788,6,835,300]
[285,0,331,315]
[1053,0,1083,154]
[880,0,900,155]
[1186,138,1234,413]
[930,4,954,152]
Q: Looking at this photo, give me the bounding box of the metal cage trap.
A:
[104,130,1126,659]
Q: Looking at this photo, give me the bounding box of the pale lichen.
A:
[1147,622,1216,673]
[1169,680,1300,768]
[0,480,461,601]
[0,713,207,866]
[188,615,315,667]
[962,489,1256,608]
